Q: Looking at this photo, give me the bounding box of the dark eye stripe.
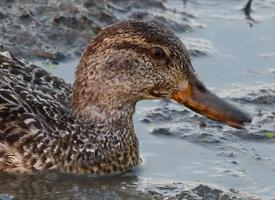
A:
[105,42,169,63]
[109,42,147,54]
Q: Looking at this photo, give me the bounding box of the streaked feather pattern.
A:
[0,52,138,174]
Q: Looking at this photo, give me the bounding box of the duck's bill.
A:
[171,78,252,129]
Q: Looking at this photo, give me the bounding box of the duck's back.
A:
[0,52,74,172]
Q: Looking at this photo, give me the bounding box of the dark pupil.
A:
[151,47,164,58]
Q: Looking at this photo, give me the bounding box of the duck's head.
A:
[72,20,252,128]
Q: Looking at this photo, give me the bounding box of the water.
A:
[1,0,275,199]
[134,1,275,198]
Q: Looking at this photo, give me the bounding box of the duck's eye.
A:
[150,47,166,59]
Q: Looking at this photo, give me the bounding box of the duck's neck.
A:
[70,85,140,174]
[68,53,142,174]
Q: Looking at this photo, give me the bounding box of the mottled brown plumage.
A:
[0,20,251,175]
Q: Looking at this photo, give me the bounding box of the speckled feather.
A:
[0,20,194,175]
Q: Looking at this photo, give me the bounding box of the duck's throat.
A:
[71,78,137,123]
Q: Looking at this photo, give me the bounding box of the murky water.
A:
[1,0,275,199]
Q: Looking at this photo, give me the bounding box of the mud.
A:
[0,0,203,62]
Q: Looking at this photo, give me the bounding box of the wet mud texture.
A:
[0,173,260,200]
[0,0,199,62]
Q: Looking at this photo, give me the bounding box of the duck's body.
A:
[0,21,251,175]
[0,53,139,174]
[0,52,139,173]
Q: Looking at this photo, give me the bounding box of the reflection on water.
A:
[0,172,261,200]
[0,173,146,199]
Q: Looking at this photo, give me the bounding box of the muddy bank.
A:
[0,0,202,62]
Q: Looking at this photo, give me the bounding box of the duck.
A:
[0,20,252,175]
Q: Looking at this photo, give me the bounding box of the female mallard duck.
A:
[0,20,251,175]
